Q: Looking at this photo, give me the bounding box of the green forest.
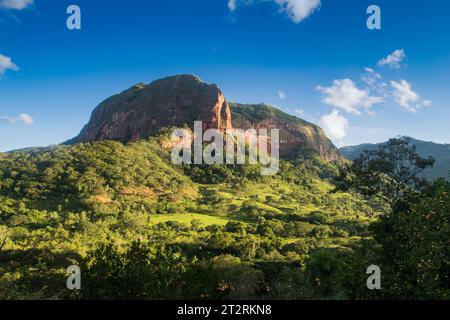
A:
[0,136,448,300]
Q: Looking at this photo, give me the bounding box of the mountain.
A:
[70,75,232,144]
[69,74,342,162]
[340,137,450,180]
[230,103,341,162]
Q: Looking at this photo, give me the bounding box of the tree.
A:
[80,242,190,299]
[334,137,435,211]
[207,255,263,299]
[370,179,450,299]
[0,225,8,255]
[305,248,346,298]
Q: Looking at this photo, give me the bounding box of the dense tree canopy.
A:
[0,136,448,300]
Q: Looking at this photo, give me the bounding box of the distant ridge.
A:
[340,137,450,180]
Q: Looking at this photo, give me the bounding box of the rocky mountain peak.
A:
[70,75,342,162]
[71,74,232,143]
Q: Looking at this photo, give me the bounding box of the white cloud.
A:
[316,79,383,115]
[319,109,349,141]
[227,0,321,23]
[278,90,286,99]
[274,0,321,23]
[0,0,33,10]
[228,0,237,11]
[391,80,418,108]
[390,80,431,113]
[18,113,34,124]
[378,49,406,69]
[0,54,19,75]
[0,113,34,125]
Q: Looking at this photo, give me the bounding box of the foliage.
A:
[0,135,448,300]
[370,180,450,299]
[334,137,435,210]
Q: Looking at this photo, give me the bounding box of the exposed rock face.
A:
[230,103,343,162]
[71,75,232,143]
[70,74,342,162]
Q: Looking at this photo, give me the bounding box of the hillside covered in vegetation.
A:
[1,134,448,299]
[0,135,380,299]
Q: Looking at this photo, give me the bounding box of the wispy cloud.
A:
[227,0,321,23]
[316,79,383,115]
[361,67,388,98]
[0,53,19,75]
[278,90,286,99]
[362,67,381,87]
[228,0,237,11]
[0,113,34,125]
[378,49,406,69]
[390,80,432,113]
[293,108,315,121]
[0,0,33,10]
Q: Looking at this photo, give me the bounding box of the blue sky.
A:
[1,0,450,151]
